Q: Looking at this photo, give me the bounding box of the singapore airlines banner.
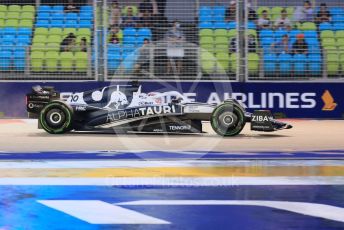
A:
[0,81,342,118]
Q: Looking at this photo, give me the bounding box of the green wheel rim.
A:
[39,102,72,134]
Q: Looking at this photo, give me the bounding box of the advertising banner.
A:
[0,81,342,118]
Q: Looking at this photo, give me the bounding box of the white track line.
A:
[0,160,343,169]
[0,177,344,186]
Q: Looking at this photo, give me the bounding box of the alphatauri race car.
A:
[26,83,292,136]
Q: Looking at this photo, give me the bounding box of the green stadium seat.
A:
[7,12,20,19]
[5,19,18,27]
[18,20,33,28]
[45,51,59,72]
[337,38,344,47]
[246,29,257,37]
[0,5,7,12]
[200,36,213,45]
[35,28,49,36]
[21,12,35,20]
[22,5,35,13]
[8,5,21,12]
[214,29,227,37]
[336,31,344,39]
[230,53,237,73]
[50,28,63,36]
[215,52,230,72]
[248,53,259,74]
[286,7,294,17]
[199,29,213,38]
[271,6,283,20]
[227,29,237,39]
[47,35,62,44]
[76,35,91,45]
[0,12,5,19]
[60,52,74,71]
[327,54,339,75]
[321,30,334,39]
[322,38,336,48]
[0,19,4,28]
[33,35,47,44]
[257,6,270,17]
[201,51,215,74]
[323,46,337,55]
[31,43,46,52]
[31,51,44,71]
[75,52,88,72]
[214,36,227,45]
[300,22,316,31]
[45,43,60,52]
[77,28,91,37]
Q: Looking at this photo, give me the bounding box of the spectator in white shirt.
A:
[274,9,292,30]
[294,1,314,23]
[258,10,271,29]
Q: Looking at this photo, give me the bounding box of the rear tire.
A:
[211,102,246,136]
[39,101,73,134]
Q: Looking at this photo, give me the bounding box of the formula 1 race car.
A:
[26,83,292,136]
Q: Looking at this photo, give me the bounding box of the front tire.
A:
[211,102,246,136]
[39,101,73,134]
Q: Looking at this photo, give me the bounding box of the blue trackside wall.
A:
[0,82,343,118]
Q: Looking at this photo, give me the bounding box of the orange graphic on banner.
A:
[322,90,337,111]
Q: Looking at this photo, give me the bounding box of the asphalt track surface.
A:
[0,119,343,152]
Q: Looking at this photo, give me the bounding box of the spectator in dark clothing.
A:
[271,34,290,54]
[108,25,122,43]
[316,3,331,24]
[292,34,308,54]
[134,38,151,75]
[229,35,257,53]
[65,0,78,13]
[247,3,258,22]
[139,0,153,15]
[110,37,120,44]
[122,6,139,28]
[60,33,76,52]
[140,12,155,28]
[79,37,87,52]
[225,1,236,22]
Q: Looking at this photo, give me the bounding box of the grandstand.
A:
[0,0,343,80]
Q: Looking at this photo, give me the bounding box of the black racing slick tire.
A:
[39,101,74,134]
[211,102,246,137]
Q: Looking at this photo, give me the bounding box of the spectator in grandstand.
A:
[247,3,258,22]
[65,0,78,13]
[271,34,290,54]
[109,0,122,26]
[139,0,153,16]
[258,10,271,29]
[122,6,139,28]
[274,9,292,30]
[60,33,76,52]
[110,37,120,44]
[294,1,314,23]
[134,39,151,75]
[165,20,184,75]
[79,37,88,52]
[108,25,123,43]
[139,9,155,28]
[315,3,331,25]
[292,34,308,54]
[225,1,236,22]
[229,35,257,53]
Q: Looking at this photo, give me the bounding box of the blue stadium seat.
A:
[289,30,301,39]
[332,15,344,24]
[308,54,322,75]
[199,14,212,22]
[0,50,11,70]
[13,51,26,70]
[18,28,32,36]
[278,53,292,74]
[80,5,93,13]
[2,35,15,43]
[80,12,93,20]
[264,53,277,73]
[51,13,64,20]
[227,22,236,30]
[36,20,50,28]
[65,20,78,28]
[330,7,344,16]
[293,54,306,75]
[260,29,274,39]
[51,20,64,27]
[66,13,78,21]
[213,6,226,16]
[213,14,225,22]
[333,23,344,31]
[261,37,274,49]
[123,36,136,45]
[319,22,333,31]
[199,22,213,29]
[37,12,50,21]
[17,35,31,44]
[52,5,64,13]
[213,22,226,29]
[304,30,317,39]
[122,51,138,72]
[137,28,152,39]
[123,28,136,37]
[38,5,51,13]
[199,6,212,16]
[79,20,92,28]
[3,28,16,36]
[108,44,121,54]
[247,21,256,30]
[123,44,136,53]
